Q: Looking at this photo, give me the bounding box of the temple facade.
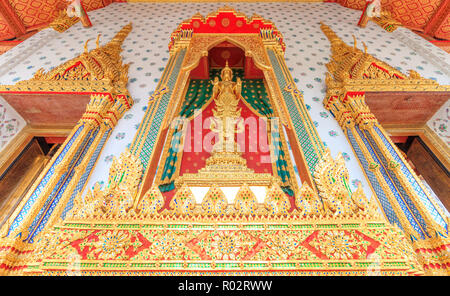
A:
[0,2,448,276]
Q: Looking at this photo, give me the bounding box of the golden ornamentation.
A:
[372,10,402,32]
[48,10,79,33]
[170,6,284,57]
[234,184,257,216]
[67,149,143,220]
[201,185,227,216]
[137,185,165,217]
[321,22,449,95]
[209,62,244,154]
[0,23,133,99]
[264,182,290,216]
[295,183,324,216]
[169,183,196,216]
[14,144,424,274]
[173,64,277,188]
[321,22,450,275]
[312,150,381,218]
[21,214,424,276]
[4,8,439,276]
[181,34,271,72]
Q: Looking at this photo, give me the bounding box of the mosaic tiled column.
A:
[326,90,450,240]
[338,92,450,274]
[129,49,186,190]
[325,93,424,240]
[343,93,448,238]
[0,94,117,243]
[41,94,132,235]
[265,49,326,178]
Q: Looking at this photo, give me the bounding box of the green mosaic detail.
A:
[158,68,293,194]
[138,50,187,170]
[130,54,177,154]
[267,50,320,174]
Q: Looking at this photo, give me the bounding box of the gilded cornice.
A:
[169,6,285,55]
[320,22,450,95]
[0,23,133,99]
[21,150,423,275]
[48,10,79,33]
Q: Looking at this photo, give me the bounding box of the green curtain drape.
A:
[159,68,293,196]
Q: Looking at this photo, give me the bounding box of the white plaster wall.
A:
[0,2,448,200]
[427,99,449,147]
[0,95,26,152]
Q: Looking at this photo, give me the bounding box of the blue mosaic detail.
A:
[364,130,430,238]
[7,125,84,236]
[267,50,320,173]
[374,126,447,230]
[138,50,186,170]
[26,128,97,242]
[61,128,112,219]
[355,126,426,238]
[347,128,401,228]
[130,54,176,155]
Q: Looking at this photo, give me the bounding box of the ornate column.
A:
[29,93,132,240]
[0,24,133,273]
[129,28,190,195]
[321,22,450,275]
[2,119,91,240]
[264,46,326,176]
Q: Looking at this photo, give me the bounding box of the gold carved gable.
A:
[182,34,271,72]
[320,22,450,93]
[0,23,133,96]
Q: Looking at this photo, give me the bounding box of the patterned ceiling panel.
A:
[433,5,450,39]
[2,0,116,39]
[329,0,443,30]
[384,0,443,30]
[8,0,66,29]
[0,13,15,40]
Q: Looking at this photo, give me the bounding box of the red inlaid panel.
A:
[179,99,273,177]
[0,0,121,42]
[170,8,285,51]
[327,0,447,37]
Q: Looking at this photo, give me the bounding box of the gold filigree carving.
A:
[372,10,402,32]
[201,184,227,216]
[312,150,381,218]
[295,183,324,216]
[182,34,271,72]
[321,22,449,94]
[234,183,257,216]
[264,182,290,216]
[67,149,143,220]
[137,185,165,217]
[174,64,276,188]
[0,23,133,99]
[48,10,79,33]
[169,183,196,216]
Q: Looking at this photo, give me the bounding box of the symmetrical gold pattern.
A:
[0,23,133,98]
[9,151,424,276]
[0,24,134,275]
[48,10,79,33]
[175,62,276,188]
[321,22,450,275]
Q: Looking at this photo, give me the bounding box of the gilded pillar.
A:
[321,22,450,274]
[0,24,133,274]
[325,91,424,240]
[38,94,132,235]
[345,93,447,237]
[130,46,187,195]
